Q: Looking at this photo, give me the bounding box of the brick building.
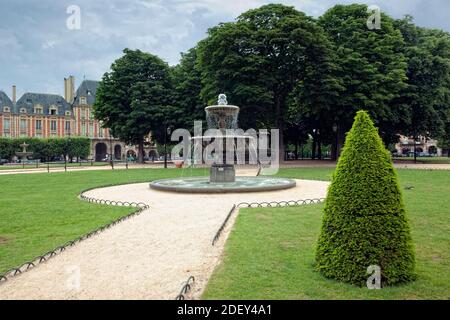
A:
[0,76,157,161]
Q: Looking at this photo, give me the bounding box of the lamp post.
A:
[109,131,114,170]
[332,123,338,161]
[164,124,172,169]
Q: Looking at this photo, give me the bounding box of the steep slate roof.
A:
[74,80,99,106]
[15,93,72,115]
[0,91,13,112]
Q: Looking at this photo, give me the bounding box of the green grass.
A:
[203,168,450,299]
[0,167,207,274]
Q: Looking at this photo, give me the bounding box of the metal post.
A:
[109,135,114,170]
[414,133,417,164]
[164,124,168,169]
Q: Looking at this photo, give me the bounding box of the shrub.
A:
[315,110,416,286]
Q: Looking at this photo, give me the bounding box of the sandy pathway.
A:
[0,179,329,300]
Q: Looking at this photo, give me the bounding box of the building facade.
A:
[0,77,157,161]
[394,135,442,156]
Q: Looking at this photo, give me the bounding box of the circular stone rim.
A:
[149,176,296,193]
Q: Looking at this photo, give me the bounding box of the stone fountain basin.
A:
[149,176,296,193]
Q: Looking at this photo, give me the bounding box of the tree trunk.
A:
[331,139,337,161]
[312,133,317,160]
[275,95,285,163]
[138,138,145,163]
[294,140,298,160]
[317,134,322,160]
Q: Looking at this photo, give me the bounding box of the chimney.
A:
[12,85,16,103]
[64,75,75,103]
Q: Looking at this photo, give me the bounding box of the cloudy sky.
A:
[0,0,448,99]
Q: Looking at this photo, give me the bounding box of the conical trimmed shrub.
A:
[315,110,415,286]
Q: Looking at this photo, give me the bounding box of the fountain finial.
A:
[217,94,227,106]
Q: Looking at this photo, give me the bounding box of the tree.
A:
[316,111,416,286]
[94,49,172,162]
[170,47,205,130]
[394,16,450,161]
[197,4,334,161]
[318,4,409,154]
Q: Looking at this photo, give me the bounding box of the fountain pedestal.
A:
[210,164,235,183]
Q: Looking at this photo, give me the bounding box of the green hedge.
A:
[0,137,91,161]
[315,111,416,286]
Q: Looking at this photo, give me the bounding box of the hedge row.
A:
[0,137,91,161]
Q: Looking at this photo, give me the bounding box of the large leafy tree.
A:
[94,49,172,162]
[394,16,450,159]
[170,48,205,130]
[318,4,409,152]
[197,4,335,161]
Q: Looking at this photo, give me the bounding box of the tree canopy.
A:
[93,4,450,161]
[94,49,172,162]
[197,3,337,160]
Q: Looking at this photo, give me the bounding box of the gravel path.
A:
[0,179,329,300]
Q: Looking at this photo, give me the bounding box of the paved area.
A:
[0,179,329,300]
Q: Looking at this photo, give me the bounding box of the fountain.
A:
[149,94,296,193]
[15,142,33,162]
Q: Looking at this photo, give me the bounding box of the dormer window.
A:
[49,107,58,115]
[34,106,43,114]
[3,106,10,112]
[20,108,27,114]
[80,97,87,105]
[65,111,71,116]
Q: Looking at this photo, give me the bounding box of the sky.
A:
[0,0,449,99]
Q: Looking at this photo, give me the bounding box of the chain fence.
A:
[175,275,195,300]
[211,198,326,248]
[0,187,149,285]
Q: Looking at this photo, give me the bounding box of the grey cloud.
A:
[0,0,448,98]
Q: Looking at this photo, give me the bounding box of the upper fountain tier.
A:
[205,94,240,130]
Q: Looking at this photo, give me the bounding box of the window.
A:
[20,119,27,130]
[81,123,86,136]
[65,121,71,131]
[50,108,57,115]
[65,111,71,116]
[3,107,10,112]
[51,120,57,131]
[89,123,94,137]
[36,120,42,131]
[98,127,103,138]
[80,97,87,105]
[34,107,43,114]
[3,118,10,130]
[20,108,27,114]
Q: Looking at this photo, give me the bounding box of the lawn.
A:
[0,167,207,274]
[202,168,450,299]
